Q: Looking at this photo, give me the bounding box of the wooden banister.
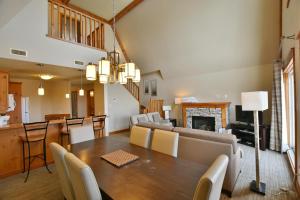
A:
[123,79,139,102]
[48,0,105,50]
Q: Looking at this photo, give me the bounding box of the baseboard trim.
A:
[109,128,130,135]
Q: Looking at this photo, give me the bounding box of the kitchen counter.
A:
[0,117,93,178]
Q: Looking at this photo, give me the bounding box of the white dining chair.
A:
[130,126,151,148]
[151,129,179,157]
[64,152,102,200]
[49,143,75,200]
[69,125,95,144]
[193,155,229,200]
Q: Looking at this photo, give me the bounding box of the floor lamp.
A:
[241,91,268,195]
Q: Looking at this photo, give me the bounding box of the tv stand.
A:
[229,122,269,151]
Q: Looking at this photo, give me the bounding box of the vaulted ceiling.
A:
[115,0,280,78]
[69,0,133,20]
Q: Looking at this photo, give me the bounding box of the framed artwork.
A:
[144,80,150,94]
[150,79,157,96]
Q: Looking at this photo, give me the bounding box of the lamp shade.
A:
[174,97,182,105]
[241,91,268,111]
[99,60,110,76]
[86,63,96,80]
[38,87,44,96]
[65,93,70,99]
[119,72,127,84]
[99,75,108,84]
[125,62,135,78]
[163,105,172,111]
[79,89,84,96]
[133,68,141,82]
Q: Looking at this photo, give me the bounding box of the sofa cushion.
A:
[173,127,238,154]
[152,113,161,123]
[137,122,174,131]
[130,114,148,125]
[137,116,148,123]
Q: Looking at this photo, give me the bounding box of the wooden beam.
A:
[67,3,109,24]
[113,28,129,62]
[287,0,291,8]
[109,0,144,24]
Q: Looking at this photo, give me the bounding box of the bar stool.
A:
[60,117,84,145]
[20,121,51,182]
[92,115,106,138]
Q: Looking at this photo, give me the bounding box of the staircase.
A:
[123,79,140,102]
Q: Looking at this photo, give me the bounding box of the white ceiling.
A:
[0,58,89,83]
[116,0,280,79]
[70,0,133,20]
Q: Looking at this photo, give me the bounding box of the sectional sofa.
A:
[136,122,243,196]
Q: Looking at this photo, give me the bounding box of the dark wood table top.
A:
[70,136,208,200]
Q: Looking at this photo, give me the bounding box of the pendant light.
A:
[99,58,110,76]
[99,75,108,84]
[38,64,45,96]
[65,80,70,99]
[125,62,135,79]
[79,70,84,96]
[118,71,127,84]
[133,68,141,82]
[86,63,97,81]
[65,93,70,99]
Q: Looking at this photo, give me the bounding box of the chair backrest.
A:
[64,152,102,200]
[92,115,106,129]
[193,155,229,200]
[70,125,95,144]
[23,121,49,141]
[49,143,75,200]
[66,117,84,132]
[151,129,179,157]
[130,126,151,148]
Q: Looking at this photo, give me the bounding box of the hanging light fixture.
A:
[133,68,141,82]
[65,80,70,99]
[86,0,140,85]
[90,90,94,97]
[37,64,45,96]
[79,70,84,96]
[86,63,97,81]
[99,58,110,76]
[65,93,70,99]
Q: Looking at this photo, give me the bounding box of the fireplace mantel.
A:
[182,102,231,130]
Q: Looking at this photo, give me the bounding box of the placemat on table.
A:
[101,150,139,167]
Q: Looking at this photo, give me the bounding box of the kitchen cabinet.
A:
[0,71,8,114]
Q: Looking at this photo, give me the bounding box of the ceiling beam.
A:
[113,28,129,62]
[108,0,144,24]
[287,0,291,8]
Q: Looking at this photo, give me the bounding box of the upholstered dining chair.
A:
[60,117,84,145]
[193,155,229,200]
[69,125,95,144]
[64,152,102,200]
[49,143,75,200]
[130,126,151,148]
[151,129,179,157]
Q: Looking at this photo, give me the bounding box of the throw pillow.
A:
[137,116,147,123]
[152,113,160,123]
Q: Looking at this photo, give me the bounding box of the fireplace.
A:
[192,116,215,131]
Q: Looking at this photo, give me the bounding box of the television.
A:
[235,105,263,125]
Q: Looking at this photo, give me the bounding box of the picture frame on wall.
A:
[151,79,157,96]
[144,80,150,94]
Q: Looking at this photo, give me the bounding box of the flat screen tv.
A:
[235,105,263,125]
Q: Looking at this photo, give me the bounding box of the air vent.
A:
[10,48,27,57]
[74,60,84,66]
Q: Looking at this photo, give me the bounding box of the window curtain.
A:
[270,60,283,152]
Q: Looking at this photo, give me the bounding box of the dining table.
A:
[69,136,208,200]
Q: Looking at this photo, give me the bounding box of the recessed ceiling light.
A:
[40,74,54,80]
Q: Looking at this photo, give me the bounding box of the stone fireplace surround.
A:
[182,102,230,132]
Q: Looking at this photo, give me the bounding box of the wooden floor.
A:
[0,132,298,200]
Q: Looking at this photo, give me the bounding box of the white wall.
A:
[0,0,106,69]
[107,84,139,132]
[141,65,273,125]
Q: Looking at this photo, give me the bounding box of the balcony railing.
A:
[48,0,105,50]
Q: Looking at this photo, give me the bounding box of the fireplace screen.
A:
[192,116,215,131]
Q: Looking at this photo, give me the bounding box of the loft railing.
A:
[48,0,105,50]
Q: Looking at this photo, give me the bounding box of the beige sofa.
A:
[136,124,242,196]
[130,112,173,127]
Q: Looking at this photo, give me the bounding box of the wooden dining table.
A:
[69,136,208,200]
